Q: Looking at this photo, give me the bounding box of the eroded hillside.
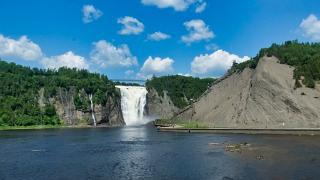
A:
[175,56,320,128]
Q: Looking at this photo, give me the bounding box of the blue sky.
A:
[0,0,319,79]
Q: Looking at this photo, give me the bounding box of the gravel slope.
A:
[175,57,320,128]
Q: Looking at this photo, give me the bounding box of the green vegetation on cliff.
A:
[146,75,215,108]
[229,41,320,88]
[0,60,118,126]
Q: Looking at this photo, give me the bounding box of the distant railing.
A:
[110,79,146,86]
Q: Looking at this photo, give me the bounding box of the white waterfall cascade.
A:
[88,94,96,126]
[116,86,148,126]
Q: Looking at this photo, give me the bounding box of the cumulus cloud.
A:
[141,0,204,11]
[41,51,89,70]
[195,2,206,13]
[137,56,174,79]
[300,14,320,41]
[90,40,138,68]
[0,34,43,61]
[147,32,171,41]
[181,19,214,44]
[117,16,144,35]
[82,5,103,23]
[191,50,250,75]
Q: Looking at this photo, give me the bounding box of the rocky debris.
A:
[225,142,251,153]
[174,56,320,128]
[255,155,264,160]
[208,142,222,146]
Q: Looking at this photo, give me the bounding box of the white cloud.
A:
[141,56,174,74]
[191,50,250,75]
[82,5,103,23]
[138,56,174,79]
[125,70,135,76]
[41,51,89,70]
[117,16,144,35]
[147,32,171,41]
[205,43,219,51]
[300,14,320,41]
[141,0,204,11]
[0,34,43,61]
[90,40,138,68]
[195,2,206,13]
[181,19,214,44]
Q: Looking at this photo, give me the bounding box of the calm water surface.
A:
[0,125,320,180]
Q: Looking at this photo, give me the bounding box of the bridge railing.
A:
[111,79,146,86]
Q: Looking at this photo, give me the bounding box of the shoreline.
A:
[0,125,120,131]
[3,124,320,136]
[157,127,320,135]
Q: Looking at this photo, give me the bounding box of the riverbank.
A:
[153,119,208,128]
[154,119,320,135]
[0,124,120,131]
[0,125,63,131]
[157,127,320,135]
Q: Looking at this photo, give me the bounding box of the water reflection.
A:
[116,126,154,179]
[120,125,148,142]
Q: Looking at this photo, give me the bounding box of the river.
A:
[0,125,320,179]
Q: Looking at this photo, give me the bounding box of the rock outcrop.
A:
[145,88,180,119]
[175,56,320,128]
[39,87,125,126]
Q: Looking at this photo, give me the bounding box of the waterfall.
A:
[116,86,148,126]
[88,94,96,126]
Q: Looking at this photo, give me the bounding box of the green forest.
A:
[229,41,320,88]
[146,75,215,108]
[0,60,118,127]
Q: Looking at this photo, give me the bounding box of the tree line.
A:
[229,40,320,88]
[146,75,215,108]
[0,60,118,126]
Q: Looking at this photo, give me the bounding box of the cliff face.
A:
[39,87,125,126]
[145,88,180,119]
[175,56,320,128]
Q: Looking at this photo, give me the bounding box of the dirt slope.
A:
[175,56,320,128]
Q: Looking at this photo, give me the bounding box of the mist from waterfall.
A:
[116,86,149,126]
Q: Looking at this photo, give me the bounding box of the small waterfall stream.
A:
[88,94,96,126]
[116,86,148,126]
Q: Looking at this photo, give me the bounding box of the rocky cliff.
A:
[144,76,215,119]
[145,88,180,119]
[175,56,320,128]
[39,87,125,126]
